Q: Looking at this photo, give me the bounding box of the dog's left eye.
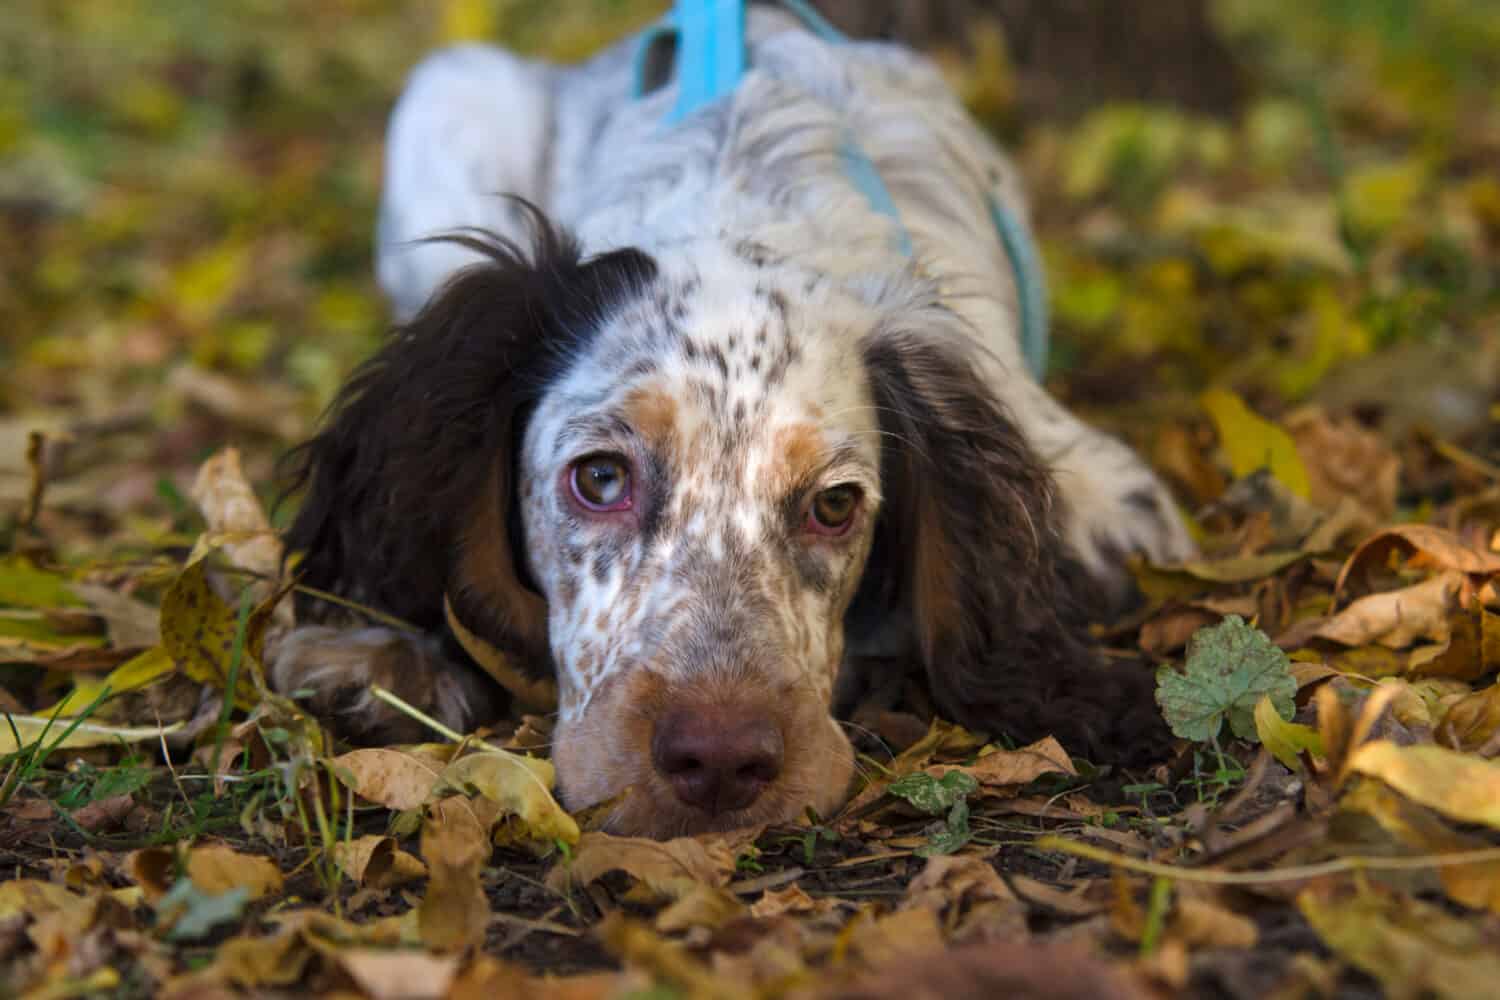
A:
[808,485,860,535]
[570,454,632,511]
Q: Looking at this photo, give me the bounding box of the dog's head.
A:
[286,208,1096,836]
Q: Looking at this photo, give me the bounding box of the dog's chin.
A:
[553,716,856,839]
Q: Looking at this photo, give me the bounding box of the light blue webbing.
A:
[634,0,1050,376]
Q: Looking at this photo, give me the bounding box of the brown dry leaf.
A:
[937,736,1078,791]
[449,957,634,1000]
[750,884,832,919]
[332,835,427,889]
[654,883,746,933]
[126,847,176,903]
[548,831,737,901]
[843,907,945,965]
[1299,883,1500,999]
[70,793,137,833]
[70,582,161,649]
[187,843,284,900]
[1346,740,1500,828]
[1335,524,1500,599]
[210,927,315,989]
[332,747,447,811]
[1438,684,1500,754]
[335,948,459,1000]
[602,912,751,1000]
[1140,605,1221,657]
[191,447,291,629]
[418,797,492,953]
[1170,896,1258,950]
[1312,571,1465,648]
[1285,405,1400,519]
[901,855,1015,914]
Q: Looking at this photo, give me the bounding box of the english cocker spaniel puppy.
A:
[273,6,1194,837]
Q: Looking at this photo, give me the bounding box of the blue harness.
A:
[629,0,1050,377]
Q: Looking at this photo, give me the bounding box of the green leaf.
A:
[888,770,978,815]
[916,800,973,857]
[1156,615,1296,743]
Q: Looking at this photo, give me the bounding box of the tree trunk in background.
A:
[813,0,1244,118]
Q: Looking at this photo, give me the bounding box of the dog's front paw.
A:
[1052,434,1197,607]
[268,626,483,744]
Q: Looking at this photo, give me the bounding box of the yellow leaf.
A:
[1342,158,1429,238]
[1253,695,1323,770]
[1200,389,1310,497]
[1299,883,1500,999]
[187,843,284,901]
[0,556,82,608]
[45,646,175,717]
[439,749,580,847]
[1347,741,1500,829]
[160,558,260,708]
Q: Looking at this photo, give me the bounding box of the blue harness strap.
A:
[636,0,1050,377]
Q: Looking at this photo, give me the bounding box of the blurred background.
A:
[1,0,1497,558]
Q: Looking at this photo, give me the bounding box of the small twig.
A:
[1038,835,1500,885]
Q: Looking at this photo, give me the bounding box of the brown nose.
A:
[652,706,784,815]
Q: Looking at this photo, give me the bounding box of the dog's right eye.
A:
[570,454,633,511]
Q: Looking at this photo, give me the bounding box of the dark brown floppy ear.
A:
[279,205,657,673]
[854,325,1168,762]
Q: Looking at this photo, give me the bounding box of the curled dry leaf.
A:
[1310,571,1466,648]
[333,835,427,889]
[548,831,737,901]
[438,749,580,848]
[1438,683,1500,754]
[956,735,1079,788]
[1334,524,1500,600]
[191,447,292,629]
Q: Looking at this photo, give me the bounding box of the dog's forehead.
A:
[536,250,880,472]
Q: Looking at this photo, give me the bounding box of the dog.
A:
[271,5,1194,837]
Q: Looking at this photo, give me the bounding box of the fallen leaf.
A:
[548,831,736,900]
[960,736,1079,786]
[418,797,492,952]
[1299,883,1500,1000]
[1335,524,1500,600]
[1201,388,1311,497]
[654,883,746,933]
[1156,615,1296,741]
[1346,741,1500,829]
[1284,406,1399,518]
[335,948,460,1000]
[332,747,446,811]
[159,558,260,707]
[1253,695,1323,769]
[1315,571,1468,649]
[187,843,284,900]
[438,748,580,848]
[901,855,1014,914]
[333,835,427,889]
[1437,684,1500,754]
[71,583,161,649]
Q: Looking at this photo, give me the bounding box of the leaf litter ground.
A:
[3,1,1500,997]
